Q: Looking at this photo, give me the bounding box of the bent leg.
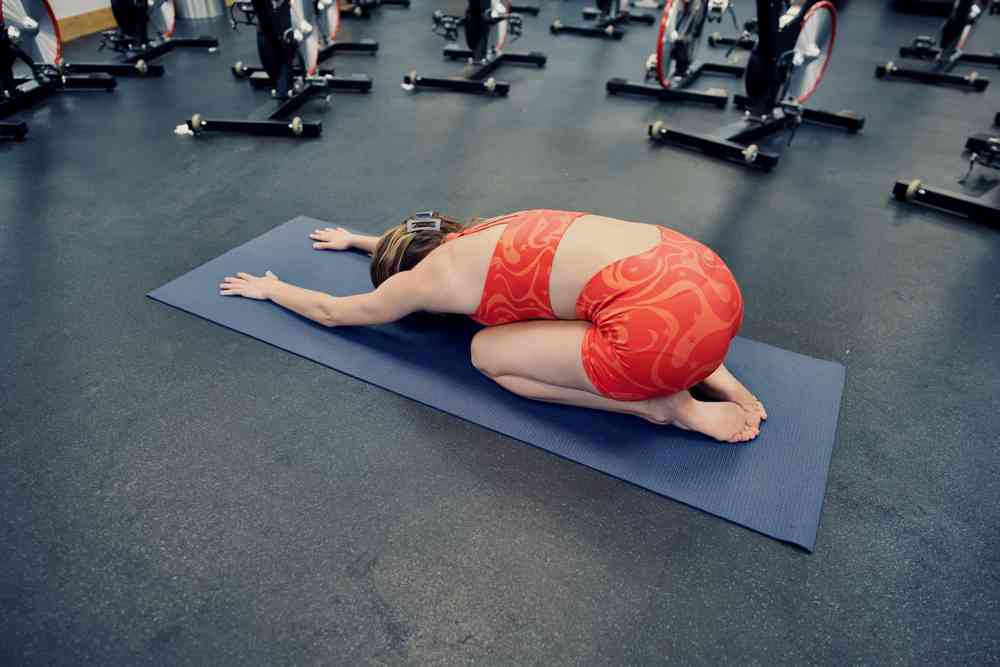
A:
[470,321,760,442]
[693,363,767,421]
[471,320,648,418]
[492,374,650,418]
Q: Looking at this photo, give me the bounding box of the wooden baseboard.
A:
[58,7,117,42]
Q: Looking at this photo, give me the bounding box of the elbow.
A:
[316,294,392,327]
[317,298,341,327]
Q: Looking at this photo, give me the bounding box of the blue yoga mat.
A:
[149,216,845,551]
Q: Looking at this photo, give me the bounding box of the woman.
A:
[220,210,766,443]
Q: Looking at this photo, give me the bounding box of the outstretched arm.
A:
[310,227,380,255]
[219,267,435,327]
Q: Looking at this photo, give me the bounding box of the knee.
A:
[470,330,498,378]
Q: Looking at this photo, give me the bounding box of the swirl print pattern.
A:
[467,210,588,326]
[576,226,744,401]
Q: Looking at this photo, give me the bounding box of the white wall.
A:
[49,0,111,20]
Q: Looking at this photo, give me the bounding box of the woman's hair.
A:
[370,211,466,288]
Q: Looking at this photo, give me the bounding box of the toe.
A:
[730,427,752,444]
[744,397,766,421]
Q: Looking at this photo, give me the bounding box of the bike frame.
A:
[744,0,821,112]
[668,0,708,78]
[938,0,981,56]
[876,0,997,90]
[2,19,25,94]
[647,0,862,171]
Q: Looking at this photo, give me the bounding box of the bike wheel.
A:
[655,0,699,88]
[492,0,511,51]
[655,0,680,87]
[783,0,836,104]
[289,0,319,75]
[1,0,61,66]
[317,0,341,44]
[148,0,176,39]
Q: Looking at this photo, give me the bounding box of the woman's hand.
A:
[219,271,281,300]
[310,227,354,251]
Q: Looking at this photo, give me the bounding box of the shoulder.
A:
[422,239,460,271]
[379,243,461,310]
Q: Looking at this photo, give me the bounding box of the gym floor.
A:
[3,0,999,664]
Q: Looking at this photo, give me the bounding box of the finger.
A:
[237,272,253,279]
[220,289,240,296]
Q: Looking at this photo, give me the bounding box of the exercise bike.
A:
[550,0,656,40]
[181,0,371,138]
[402,0,546,96]
[100,0,218,66]
[1,0,155,139]
[876,0,999,91]
[231,0,377,79]
[893,128,1000,224]
[707,0,758,51]
[648,0,863,171]
[606,0,745,107]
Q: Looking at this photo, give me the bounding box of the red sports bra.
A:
[444,209,588,326]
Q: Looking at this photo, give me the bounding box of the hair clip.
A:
[405,212,441,233]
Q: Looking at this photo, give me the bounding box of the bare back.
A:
[423,214,662,319]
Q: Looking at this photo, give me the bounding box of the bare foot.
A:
[643,391,761,444]
[694,364,767,421]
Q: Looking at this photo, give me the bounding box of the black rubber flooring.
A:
[2,1,999,664]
